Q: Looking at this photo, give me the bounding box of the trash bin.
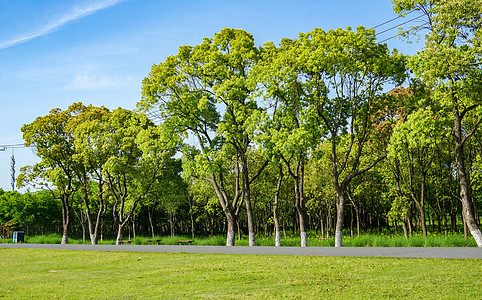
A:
[13,231,24,243]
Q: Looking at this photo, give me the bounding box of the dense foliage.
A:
[2,0,481,247]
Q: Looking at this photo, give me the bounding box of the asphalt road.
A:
[1,243,481,259]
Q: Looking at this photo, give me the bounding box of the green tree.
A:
[20,105,82,244]
[392,0,482,246]
[100,108,176,245]
[388,108,445,237]
[273,27,406,247]
[254,38,321,247]
[67,104,110,244]
[0,190,61,236]
[140,28,267,246]
[305,142,337,240]
[150,158,188,237]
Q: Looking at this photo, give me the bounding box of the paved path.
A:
[1,243,480,259]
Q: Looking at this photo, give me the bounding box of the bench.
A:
[147,239,162,245]
[118,240,132,245]
[176,240,194,245]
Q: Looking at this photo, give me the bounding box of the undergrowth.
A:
[1,231,476,247]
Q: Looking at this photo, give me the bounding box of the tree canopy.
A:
[10,12,482,248]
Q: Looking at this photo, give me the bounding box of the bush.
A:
[25,234,62,244]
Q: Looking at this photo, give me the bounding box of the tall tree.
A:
[388,108,444,237]
[140,28,267,246]
[275,27,406,247]
[68,104,110,244]
[254,39,321,246]
[100,108,176,245]
[21,105,82,244]
[392,0,482,246]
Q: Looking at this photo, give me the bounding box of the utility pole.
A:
[1,144,26,191]
[11,149,15,191]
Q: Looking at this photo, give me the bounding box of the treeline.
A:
[4,0,482,247]
[0,189,61,237]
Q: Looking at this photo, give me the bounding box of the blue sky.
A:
[0,0,423,192]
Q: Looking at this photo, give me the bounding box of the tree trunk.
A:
[284,159,307,247]
[242,163,256,247]
[294,177,307,247]
[61,232,68,245]
[407,214,413,236]
[148,205,155,238]
[208,171,240,246]
[273,165,283,247]
[60,194,70,245]
[226,216,235,246]
[327,200,333,239]
[82,182,106,245]
[131,215,136,239]
[283,217,287,239]
[116,224,124,245]
[453,107,482,247]
[320,217,324,241]
[350,206,354,238]
[417,202,427,238]
[298,171,307,248]
[190,211,195,240]
[82,223,86,242]
[169,212,175,237]
[401,220,408,239]
[356,207,360,236]
[245,195,256,246]
[80,210,86,242]
[335,192,345,247]
[237,220,241,241]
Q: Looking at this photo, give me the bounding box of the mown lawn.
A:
[0,248,480,299]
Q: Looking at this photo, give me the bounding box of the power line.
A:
[375,14,426,36]
[378,35,399,43]
[371,10,415,29]
[0,143,31,150]
[378,21,429,43]
[369,9,429,44]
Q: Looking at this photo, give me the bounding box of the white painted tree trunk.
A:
[300,231,307,247]
[335,230,343,248]
[463,205,482,247]
[90,234,96,245]
[61,235,68,245]
[468,225,482,247]
[275,230,281,247]
[334,193,345,248]
[248,232,256,247]
[226,231,235,247]
[116,226,123,246]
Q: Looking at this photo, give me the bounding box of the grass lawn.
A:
[0,248,480,299]
[2,231,476,247]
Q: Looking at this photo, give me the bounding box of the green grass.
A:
[0,248,480,299]
[234,232,476,247]
[0,231,477,247]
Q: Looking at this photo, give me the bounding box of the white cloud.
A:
[0,0,128,50]
[65,73,118,90]
[63,64,138,91]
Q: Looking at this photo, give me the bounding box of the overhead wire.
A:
[378,21,430,43]
[375,14,426,36]
[371,10,415,29]
[370,10,428,44]
[0,143,31,150]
